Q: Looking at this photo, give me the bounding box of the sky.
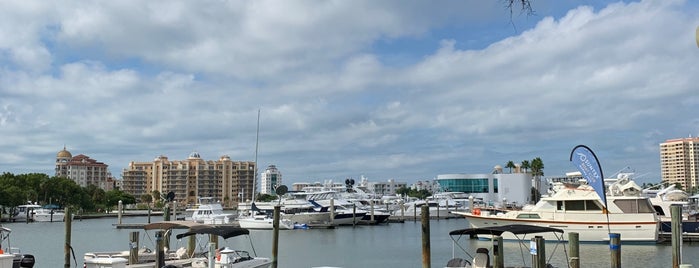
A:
[1,0,698,186]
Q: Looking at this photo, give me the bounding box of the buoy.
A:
[473,208,481,216]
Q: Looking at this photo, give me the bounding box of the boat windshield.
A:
[614,199,655,213]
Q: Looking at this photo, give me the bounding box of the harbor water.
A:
[3,215,699,268]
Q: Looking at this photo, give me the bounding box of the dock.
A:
[659,231,699,243]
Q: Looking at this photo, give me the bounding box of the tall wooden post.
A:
[117,200,123,224]
[155,231,164,268]
[188,235,196,258]
[272,206,281,268]
[330,198,335,226]
[129,231,139,264]
[531,236,545,268]
[208,242,215,268]
[493,236,504,268]
[569,232,580,268]
[63,207,72,268]
[671,205,683,268]
[421,206,431,268]
[610,233,621,268]
[352,204,357,226]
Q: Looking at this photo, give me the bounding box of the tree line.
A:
[0,172,136,213]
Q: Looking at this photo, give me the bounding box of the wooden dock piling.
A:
[610,233,621,268]
[421,206,430,268]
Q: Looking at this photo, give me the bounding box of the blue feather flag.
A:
[570,145,607,208]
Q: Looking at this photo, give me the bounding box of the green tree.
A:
[530,157,545,203]
[104,189,136,212]
[141,193,153,204]
[256,194,277,202]
[521,160,530,173]
[505,161,516,173]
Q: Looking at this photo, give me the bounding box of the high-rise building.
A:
[260,165,282,195]
[55,146,111,188]
[660,136,699,190]
[121,152,256,207]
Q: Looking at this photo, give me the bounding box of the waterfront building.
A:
[366,178,406,196]
[260,165,282,195]
[660,136,699,191]
[435,166,532,206]
[412,180,440,192]
[55,147,112,188]
[121,152,256,207]
[292,176,406,196]
[292,181,345,192]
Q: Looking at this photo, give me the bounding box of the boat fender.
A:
[473,208,481,216]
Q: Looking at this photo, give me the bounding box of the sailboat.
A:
[236,110,295,230]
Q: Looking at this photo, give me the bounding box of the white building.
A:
[436,168,532,206]
[260,165,282,195]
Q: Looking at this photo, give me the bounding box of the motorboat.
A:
[0,226,36,268]
[237,213,295,230]
[84,221,203,265]
[294,189,388,225]
[12,203,41,222]
[239,196,332,226]
[32,205,67,222]
[177,224,273,268]
[643,183,699,233]
[452,175,660,243]
[84,221,272,268]
[186,197,235,224]
[237,204,294,230]
[446,224,567,268]
[308,200,367,226]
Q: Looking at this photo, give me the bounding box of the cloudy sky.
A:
[1,0,697,185]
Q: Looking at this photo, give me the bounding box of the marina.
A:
[2,214,699,267]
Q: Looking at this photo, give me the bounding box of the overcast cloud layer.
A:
[1,0,697,185]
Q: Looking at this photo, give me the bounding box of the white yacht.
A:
[452,175,659,243]
[12,203,41,222]
[84,221,272,268]
[237,207,294,230]
[643,183,699,233]
[32,207,66,222]
[238,197,331,226]
[186,197,234,224]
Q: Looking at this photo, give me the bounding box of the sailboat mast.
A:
[252,109,260,201]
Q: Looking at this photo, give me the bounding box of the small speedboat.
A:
[0,226,36,268]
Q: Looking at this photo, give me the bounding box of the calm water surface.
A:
[3,216,699,268]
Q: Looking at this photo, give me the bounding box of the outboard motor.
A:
[13,254,35,268]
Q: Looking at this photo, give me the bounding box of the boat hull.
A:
[33,213,65,222]
[659,220,699,233]
[458,212,659,243]
[282,212,331,225]
[238,217,293,230]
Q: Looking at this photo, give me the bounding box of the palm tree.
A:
[530,157,544,202]
[505,161,516,173]
[521,160,530,173]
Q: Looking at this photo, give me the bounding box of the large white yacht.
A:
[452,174,659,243]
[185,197,234,224]
[238,195,331,226]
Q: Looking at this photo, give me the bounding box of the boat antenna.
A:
[252,108,260,203]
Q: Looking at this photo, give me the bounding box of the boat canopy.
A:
[176,225,250,239]
[449,224,564,236]
[142,221,204,230]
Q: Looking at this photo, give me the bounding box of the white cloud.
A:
[0,0,697,184]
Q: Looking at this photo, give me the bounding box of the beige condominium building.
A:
[660,136,699,191]
[122,152,256,207]
[55,146,113,189]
